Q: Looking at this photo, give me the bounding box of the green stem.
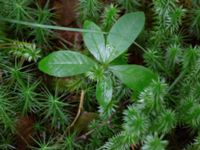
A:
[133,41,146,52]
[168,70,186,92]
[0,17,107,34]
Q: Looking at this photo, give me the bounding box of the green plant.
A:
[0,0,33,34]
[101,4,119,32]
[84,119,115,149]
[16,78,41,115]
[117,0,141,12]
[189,8,200,39]
[0,132,15,150]
[178,96,200,129]
[142,134,168,150]
[61,132,82,150]
[77,0,102,22]
[0,87,15,131]
[8,40,41,62]
[38,12,156,112]
[0,60,30,89]
[40,88,70,129]
[101,79,177,149]
[31,134,60,150]
[29,2,54,46]
[149,0,185,47]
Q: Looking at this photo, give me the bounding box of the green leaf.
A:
[83,21,107,62]
[107,12,145,62]
[110,65,157,93]
[38,50,96,77]
[96,76,113,107]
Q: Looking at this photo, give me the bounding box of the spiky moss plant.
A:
[84,119,116,149]
[40,88,70,129]
[178,47,200,96]
[0,39,41,92]
[8,40,41,62]
[182,46,200,71]
[143,2,200,147]
[143,48,165,73]
[189,8,200,40]
[178,96,200,129]
[186,133,200,150]
[100,131,138,150]
[77,0,102,22]
[16,78,41,115]
[142,134,168,150]
[101,79,177,150]
[152,0,182,30]
[0,132,15,150]
[61,132,82,150]
[164,44,182,75]
[143,6,200,145]
[149,0,185,47]
[144,46,200,123]
[31,133,61,150]
[144,44,183,77]
[1,60,33,90]
[117,0,141,12]
[0,87,15,131]
[101,4,119,32]
[0,0,34,34]
[139,79,168,113]
[29,2,54,47]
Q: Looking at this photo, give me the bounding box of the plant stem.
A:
[58,90,85,141]
[168,70,186,92]
[67,90,85,130]
[0,18,107,34]
[133,41,146,52]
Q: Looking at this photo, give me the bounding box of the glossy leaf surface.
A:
[107,12,145,62]
[110,65,157,93]
[96,76,113,107]
[83,21,106,62]
[39,50,96,77]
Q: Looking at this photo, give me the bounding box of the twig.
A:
[67,90,85,131]
[58,90,85,141]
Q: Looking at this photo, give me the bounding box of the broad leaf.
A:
[83,21,106,62]
[96,76,113,108]
[38,50,96,77]
[107,12,145,62]
[110,65,157,93]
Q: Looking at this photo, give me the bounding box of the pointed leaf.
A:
[39,50,96,77]
[83,21,107,62]
[107,12,145,62]
[110,65,157,93]
[96,76,113,108]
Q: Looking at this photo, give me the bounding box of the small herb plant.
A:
[38,12,156,109]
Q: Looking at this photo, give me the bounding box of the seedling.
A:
[38,12,157,109]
